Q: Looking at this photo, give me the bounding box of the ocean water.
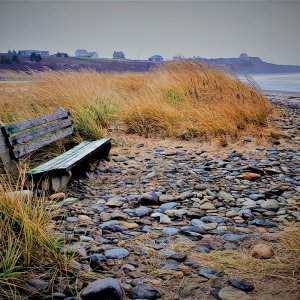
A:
[239,73,300,93]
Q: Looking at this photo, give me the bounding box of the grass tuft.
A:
[0,173,65,298]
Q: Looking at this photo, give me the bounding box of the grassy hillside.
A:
[0,60,272,142]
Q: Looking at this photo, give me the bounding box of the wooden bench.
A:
[0,107,111,191]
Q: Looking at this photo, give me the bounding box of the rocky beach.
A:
[28,93,300,300]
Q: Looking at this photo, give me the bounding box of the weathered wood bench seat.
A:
[0,107,111,191]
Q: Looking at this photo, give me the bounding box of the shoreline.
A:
[264,90,300,97]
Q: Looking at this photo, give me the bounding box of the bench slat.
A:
[28,141,91,174]
[28,138,111,175]
[2,107,69,136]
[8,119,73,146]
[55,138,111,170]
[12,126,74,159]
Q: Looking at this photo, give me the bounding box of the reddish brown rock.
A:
[237,173,261,180]
[251,243,274,259]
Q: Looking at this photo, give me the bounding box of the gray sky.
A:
[0,0,300,65]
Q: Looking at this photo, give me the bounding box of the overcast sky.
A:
[0,0,299,65]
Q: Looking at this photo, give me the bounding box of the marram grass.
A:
[0,60,272,140]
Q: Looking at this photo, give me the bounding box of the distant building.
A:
[18,50,49,56]
[113,51,125,59]
[75,49,99,58]
[89,52,99,59]
[75,49,89,57]
[239,53,249,59]
[55,52,69,58]
[148,55,163,62]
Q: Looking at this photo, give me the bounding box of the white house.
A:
[75,49,99,58]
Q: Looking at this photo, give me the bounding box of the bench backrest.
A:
[1,107,74,160]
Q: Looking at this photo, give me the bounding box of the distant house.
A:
[75,49,99,58]
[75,49,89,57]
[113,51,125,59]
[239,53,249,59]
[89,52,99,59]
[148,55,163,62]
[18,50,49,56]
[55,52,69,58]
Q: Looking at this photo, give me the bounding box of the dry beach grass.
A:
[0,60,272,141]
[0,173,65,298]
[0,60,298,299]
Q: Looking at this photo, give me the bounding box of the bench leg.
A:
[95,141,112,159]
[30,171,72,192]
[51,171,72,192]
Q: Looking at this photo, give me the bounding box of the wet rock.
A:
[160,260,181,271]
[200,202,216,210]
[159,194,175,203]
[135,206,152,217]
[106,198,125,207]
[237,173,261,180]
[177,191,194,200]
[210,287,222,299]
[194,246,211,253]
[106,167,122,174]
[162,227,179,235]
[27,279,48,291]
[100,220,120,229]
[78,215,93,224]
[49,192,65,200]
[129,285,162,299]
[80,236,94,242]
[80,278,125,300]
[180,286,192,298]
[88,254,106,271]
[66,216,79,223]
[180,226,205,237]
[242,199,256,208]
[145,172,156,179]
[119,221,139,229]
[222,233,245,242]
[249,219,277,227]
[251,244,274,259]
[160,202,179,212]
[260,199,279,210]
[218,191,234,201]
[104,247,130,259]
[201,216,229,223]
[63,197,78,204]
[191,219,204,226]
[139,192,160,205]
[159,214,172,224]
[100,212,111,222]
[158,248,176,258]
[112,156,128,162]
[169,252,187,262]
[218,286,251,300]
[199,268,224,279]
[228,278,254,292]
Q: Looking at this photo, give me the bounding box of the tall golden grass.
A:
[0,60,272,140]
[0,174,64,298]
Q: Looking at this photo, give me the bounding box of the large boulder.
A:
[80,278,124,300]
